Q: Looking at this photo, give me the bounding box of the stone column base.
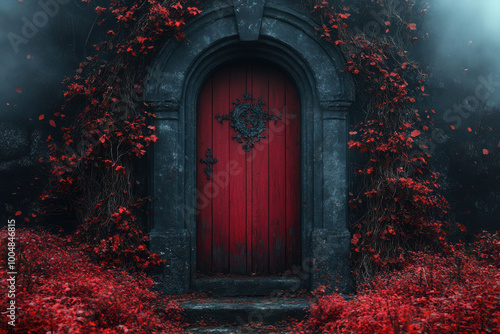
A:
[149,229,191,294]
[311,229,352,294]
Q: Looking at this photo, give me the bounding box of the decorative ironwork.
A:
[200,147,217,180]
[215,92,281,152]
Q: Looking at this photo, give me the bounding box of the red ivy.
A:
[38,0,201,271]
[313,1,449,280]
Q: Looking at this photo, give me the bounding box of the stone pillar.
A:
[148,100,190,294]
[311,101,352,294]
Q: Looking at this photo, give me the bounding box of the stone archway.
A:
[145,0,354,294]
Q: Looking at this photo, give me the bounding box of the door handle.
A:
[200,147,217,180]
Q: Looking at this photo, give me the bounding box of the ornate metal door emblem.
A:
[215,92,281,152]
[200,147,217,180]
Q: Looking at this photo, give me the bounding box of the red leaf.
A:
[39,114,45,121]
[410,130,420,137]
[188,7,202,16]
[95,6,106,16]
[408,23,417,30]
[49,120,56,127]
[15,87,22,94]
[115,165,126,174]
[483,149,489,155]
[450,125,455,130]
[467,127,472,132]
[15,211,22,216]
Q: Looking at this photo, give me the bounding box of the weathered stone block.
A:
[149,229,191,294]
[311,228,352,294]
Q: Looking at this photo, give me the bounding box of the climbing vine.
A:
[311,0,450,283]
[37,0,201,271]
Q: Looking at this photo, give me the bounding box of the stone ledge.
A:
[193,277,306,296]
[180,297,311,325]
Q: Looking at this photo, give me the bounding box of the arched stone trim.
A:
[145,1,354,294]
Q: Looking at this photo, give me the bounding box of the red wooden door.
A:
[196,61,300,275]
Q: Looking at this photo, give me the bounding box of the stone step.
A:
[185,327,251,333]
[184,325,290,333]
[180,297,311,326]
[193,277,305,296]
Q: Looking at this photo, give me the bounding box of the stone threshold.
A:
[192,276,306,296]
[185,325,291,333]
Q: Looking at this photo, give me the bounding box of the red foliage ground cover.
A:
[295,232,500,333]
[0,228,184,333]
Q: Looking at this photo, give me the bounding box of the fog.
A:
[421,0,500,236]
[424,0,500,105]
[0,0,96,121]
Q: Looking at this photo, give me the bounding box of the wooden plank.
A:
[246,63,253,274]
[229,62,248,274]
[211,66,231,273]
[285,77,301,269]
[268,67,287,273]
[197,75,213,273]
[251,63,270,274]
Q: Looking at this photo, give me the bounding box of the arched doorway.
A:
[145,0,355,294]
[196,61,301,275]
